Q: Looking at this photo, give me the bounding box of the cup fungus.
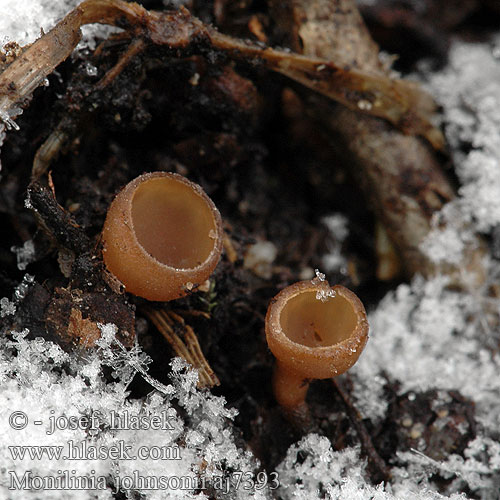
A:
[265,279,369,416]
[102,171,223,301]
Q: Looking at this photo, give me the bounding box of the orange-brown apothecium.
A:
[265,278,369,415]
[102,171,223,301]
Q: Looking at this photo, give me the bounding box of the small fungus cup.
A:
[102,172,223,301]
[265,279,369,416]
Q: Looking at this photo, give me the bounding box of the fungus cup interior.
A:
[131,177,217,269]
[279,291,358,348]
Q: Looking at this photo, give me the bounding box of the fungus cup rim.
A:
[265,280,369,379]
[102,171,223,301]
[125,171,223,273]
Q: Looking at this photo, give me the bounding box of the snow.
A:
[276,434,467,500]
[346,35,500,498]
[0,297,16,317]
[421,36,500,265]
[353,273,500,432]
[11,239,36,271]
[0,325,266,499]
[0,0,118,51]
[321,214,348,273]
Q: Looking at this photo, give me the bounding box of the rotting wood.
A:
[27,181,92,253]
[270,0,487,284]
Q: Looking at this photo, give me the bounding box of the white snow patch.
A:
[353,274,500,428]
[11,239,36,270]
[244,240,278,279]
[0,326,268,499]
[321,214,348,273]
[277,434,466,500]
[421,36,500,265]
[0,0,119,51]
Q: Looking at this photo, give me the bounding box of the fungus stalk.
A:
[265,278,368,420]
[102,172,223,301]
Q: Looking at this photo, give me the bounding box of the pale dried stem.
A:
[142,307,220,388]
[173,309,211,320]
[1,0,442,147]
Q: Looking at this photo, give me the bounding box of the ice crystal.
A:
[313,269,326,282]
[0,0,119,51]
[353,274,500,425]
[13,274,35,301]
[311,269,336,302]
[0,325,265,499]
[11,240,36,271]
[421,36,500,265]
[393,435,500,498]
[0,297,16,317]
[321,214,348,273]
[277,434,465,500]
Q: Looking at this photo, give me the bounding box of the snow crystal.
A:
[0,107,21,131]
[0,325,265,499]
[13,273,35,301]
[321,214,348,273]
[393,437,500,499]
[313,269,326,282]
[11,239,36,270]
[277,434,464,500]
[421,36,500,265]
[311,269,336,301]
[0,274,35,319]
[353,274,500,428]
[0,0,119,51]
[0,297,16,317]
[420,226,466,266]
[243,239,278,279]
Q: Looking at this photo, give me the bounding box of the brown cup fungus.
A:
[102,172,223,301]
[265,279,369,416]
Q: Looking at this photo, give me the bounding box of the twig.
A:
[95,38,145,89]
[173,309,211,320]
[32,122,69,180]
[0,9,82,129]
[142,306,220,388]
[331,378,391,483]
[1,0,442,147]
[27,181,92,253]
